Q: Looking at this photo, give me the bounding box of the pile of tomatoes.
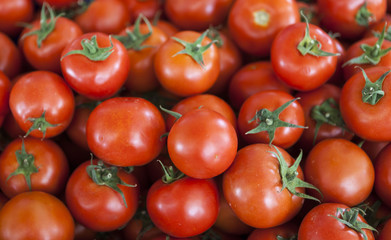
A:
[1,0,391,239]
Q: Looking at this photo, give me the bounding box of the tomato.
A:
[361,140,389,160]
[374,143,391,209]
[228,0,299,57]
[340,66,391,141]
[0,191,74,240]
[147,176,219,238]
[0,137,69,198]
[86,97,166,167]
[379,217,391,240]
[223,144,317,229]
[114,15,168,93]
[317,0,387,40]
[9,71,75,139]
[0,32,22,79]
[167,107,237,179]
[154,30,220,97]
[305,138,375,207]
[298,203,375,240]
[247,221,298,240]
[35,0,79,8]
[61,32,130,100]
[74,0,131,34]
[153,19,179,37]
[122,0,162,22]
[0,0,34,38]
[0,71,11,127]
[66,160,139,232]
[270,19,338,91]
[164,0,233,31]
[237,90,305,149]
[228,61,291,110]
[19,3,83,74]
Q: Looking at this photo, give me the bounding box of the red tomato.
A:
[298,203,375,240]
[237,90,305,149]
[9,71,75,139]
[0,137,69,198]
[340,66,391,141]
[228,0,300,57]
[374,143,391,209]
[247,222,298,240]
[167,108,237,179]
[147,177,219,238]
[66,160,139,232]
[154,30,220,97]
[66,101,93,151]
[61,32,130,100]
[0,0,34,37]
[0,32,22,79]
[0,71,11,127]
[86,97,166,167]
[35,0,79,8]
[379,218,391,240]
[164,0,233,31]
[0,191,74,240]
[122,0,162,22]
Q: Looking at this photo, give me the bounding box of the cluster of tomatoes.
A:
[1,0,391,239]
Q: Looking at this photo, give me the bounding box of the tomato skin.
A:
[9,71,75,138]
[66,160,139,232]
[167,108,238,179]
[19,17,83,74]
[122,0,162,22]
[223,144,305,229]
[379,218,391,240]
[228,0,299,57]
[61,32,130,100]
[340,66,391,141]
[66,104,91,151]
[237,90,305,149]
[0,0,34,37]
[86,97,166,167]
[154,30,220,97]
[35,0,79,8]
[247,222,298,240]
[0,71,11,123]
[0,32,22,79]
[305,138,374,207]
[298,203,375,240]
[271,22,338,91]
[0,137,69,198]
[0,191,75,240]
[374,143,391,209]
[146,177,219,238]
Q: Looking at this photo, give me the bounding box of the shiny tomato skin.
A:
[65,160,139,232]
[0,191,75,240]
[0,137,69,198]
[19,17,83,74]
[298,203,375,240]
[9,71,75,139]
[374,143,391,209]
[154,30,220,97]
[61,32,130,100]
[146,177,219,238]
[0,32,22,79]
[271,22,338,91]
[167,108,238,179]
[223,144,305,229]
[0,0,34,37]
[86,97,165,167]
[228,0,299,57]
[340,66,391,141]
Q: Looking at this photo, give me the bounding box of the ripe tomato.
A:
[167,108,237,179]
[66,160,139,232]
[237,90,305,149]
[0,0,34,37]
[379,217,391,240]
[61,32,130,100]
[122,0,162,22]
[0,191,75,240]
[0,71,11,127]
[298,203,375,240]
[0,137,69,198]
[340,66,391,141]
[35,0,79,8]
[247,222,298,240]
[0,32,22,79]
[374,143,391,208]
[9,71,75,139]
[86,97,165,167]
[147,176,219,238]
[154,30,220,97]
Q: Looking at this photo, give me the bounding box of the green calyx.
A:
[54,0,92,19]
[24,111,59,139]
[297,11,339,57]
[246,98,307,145]
[86,160,137,208]
[159,105,182,120]
[359,67,391,105]
[330,207,377,240]
[310,98,348,145]
[269,146,322,202]
[355,2,374,27]
[21,2,62,48]
[7,139,39,191]
[357,200,391,230]
[172,29,216,69]
[206,25,224,48]
[276,235,297,240]
[343,25,391,67]
[372,25,391,41]
[157,160,184,184]
[113,14,153,51]
[61,35,114,61]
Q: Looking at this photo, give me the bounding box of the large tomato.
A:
[0,0,34,37]
[0,191,75,240]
